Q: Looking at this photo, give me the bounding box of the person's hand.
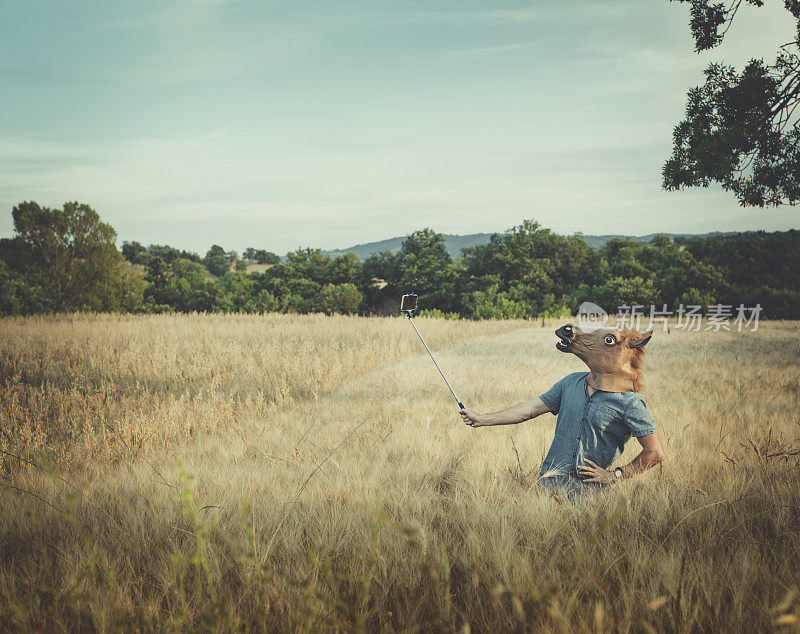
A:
[577,459,615,485]
[459,408,484,428]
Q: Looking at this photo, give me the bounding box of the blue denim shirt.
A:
[538,371,658,498]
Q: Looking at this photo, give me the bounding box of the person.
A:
[458,323,667,499]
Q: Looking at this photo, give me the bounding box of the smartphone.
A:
[400,293,418,313]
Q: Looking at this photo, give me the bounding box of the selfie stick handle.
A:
[405,313,464,409]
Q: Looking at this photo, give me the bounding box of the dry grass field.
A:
[1,313,800,632]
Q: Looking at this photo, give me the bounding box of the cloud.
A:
[389,8,545,26]
[1,1,311,87]
[428,41,540,63]
[95,0,250,33]
[385,2,631,27]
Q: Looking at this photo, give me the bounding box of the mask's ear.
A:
[629,331,653,348]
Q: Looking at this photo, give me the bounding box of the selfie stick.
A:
[401,293,464,409]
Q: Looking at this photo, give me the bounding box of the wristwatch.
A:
[613,467,624,481]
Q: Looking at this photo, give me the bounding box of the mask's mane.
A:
[617,328,647,393]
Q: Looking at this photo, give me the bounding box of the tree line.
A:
[0,201,798,319]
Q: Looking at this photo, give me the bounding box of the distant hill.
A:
[324,233,494,260]
[322,231,739,260]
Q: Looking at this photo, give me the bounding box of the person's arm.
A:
[618,433,666,476]
[459,398,551,428]
[578,433,666,484]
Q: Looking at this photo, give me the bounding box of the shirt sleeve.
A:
[539,376,566,415]
[622,396,658,437]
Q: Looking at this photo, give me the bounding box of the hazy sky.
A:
[1,0,798,255]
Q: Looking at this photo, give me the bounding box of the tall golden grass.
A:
[1,313,799,632]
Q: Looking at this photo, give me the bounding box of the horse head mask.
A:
[554,323,652,393]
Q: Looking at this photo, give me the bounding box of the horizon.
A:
[2,0,798,254]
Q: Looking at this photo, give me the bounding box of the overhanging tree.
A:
[663,0,800,206]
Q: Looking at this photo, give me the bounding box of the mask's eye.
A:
[604,335,616,345]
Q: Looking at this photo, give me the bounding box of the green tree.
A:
[395,229,459,312]
[461,220,604,315]
[257,255,323,313]
[598,235,724,308]
[145,258,210,312]
[664,0,799,206]
[682,229,800,290]
[203,245,231,277]
[146,255,170,289]
[122,243,201,266]
[681,229,800,316]
[243,248,281,264]
[6,201,144,312]
[149,244,200,264]
[243,289,280,314]
[121,240,146,263]
[0,261,59,315]
[315,283,363,315]
[0,260,25,315]
[358,250,402,314]
[219,272,254,311]
[284,248,331,285]
[327,252,361,285]
[594,276,661,310]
